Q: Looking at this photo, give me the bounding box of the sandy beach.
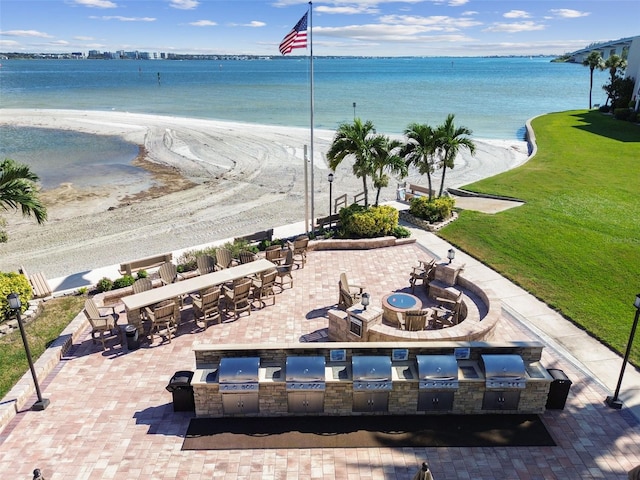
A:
[0,109,530,279]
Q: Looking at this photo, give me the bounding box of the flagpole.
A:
[308,1,315,234]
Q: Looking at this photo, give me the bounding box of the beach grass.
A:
[0,296,85,399]
[439,110,640,365]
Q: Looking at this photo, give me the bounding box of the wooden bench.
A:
[19,265,53,299]
[402,183,436,201]
[315,214,340,231]
[234,228,273,245]
[119,253,173,276]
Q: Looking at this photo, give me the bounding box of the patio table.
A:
[122,258,276,334]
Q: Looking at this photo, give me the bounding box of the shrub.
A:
[0,272,32,319]
[136,270,148,279]
[77,287,88,295]
[409,196,455,223]
[96,277,113,293]
[393,225,411,238]
[598,105,611,113]
[339,204,399,238]
[112,275,135,290]
[613,108,632,121]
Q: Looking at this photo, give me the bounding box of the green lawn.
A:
[439,110,640,366]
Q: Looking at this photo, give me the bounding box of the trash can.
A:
[125,324,140,351]
[166,371,195,412]
[546,368,572,410]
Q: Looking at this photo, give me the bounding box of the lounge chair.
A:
[430,292,463,328]
[338,287,355,310]
[84,298,121,351]
[409,258,436,293]
[404,309,430,331]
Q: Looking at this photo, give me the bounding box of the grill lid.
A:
[286,356,326,382]
[416,355,459,381]
[480,354,526,379]
[352,356,392,381]
[218,357,260,384]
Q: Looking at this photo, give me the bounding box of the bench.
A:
[401,183,437,202]
[119,253,173,276]
[20,265,53,299]
[234,228,274,246]
[315,214,340,231]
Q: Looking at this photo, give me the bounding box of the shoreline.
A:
[0,108,530,278]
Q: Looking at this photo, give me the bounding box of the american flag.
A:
[279,12,308,55]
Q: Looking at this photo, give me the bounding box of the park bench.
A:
[402,183,437,202]
[119,253,173,276]
[234,228,274,246]
[315,214,341,231]
[19,265,53,299]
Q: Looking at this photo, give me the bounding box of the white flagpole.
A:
[308,1,315,234]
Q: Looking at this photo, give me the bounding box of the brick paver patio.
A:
[1,243,639,479]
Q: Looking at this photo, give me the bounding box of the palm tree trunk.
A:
[362,176,369,208]
[438,167,447,197]
[426,172,433,201]
[589,67,594,109]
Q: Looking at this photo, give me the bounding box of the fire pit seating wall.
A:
[191,341,553,418]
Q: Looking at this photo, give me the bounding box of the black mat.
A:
[182,414,555,450]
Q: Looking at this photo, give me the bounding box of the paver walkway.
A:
[1,226,639,480]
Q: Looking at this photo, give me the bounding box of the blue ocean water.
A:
[0,57,609,188]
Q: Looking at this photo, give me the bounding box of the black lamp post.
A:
[447,248,455,264]
[606,293,640,409]
[361,293,370,311]
[328,172,334,217]
[352,102,356,120]
[7,293,50,411]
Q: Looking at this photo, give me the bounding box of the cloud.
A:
[74,36,95,41]
[189,20,218,27]
[549,9,590,19]
[244,21,266,28]
[90,16,156,22]
[0,29,54,38]
[380,15,482,30]
[0,40,20,47]
[316,23,472,43]
[73,0,117,8]
[169,0,199,9]
[315,5,380,15]
[503,10,530,19]
[484,21,546,33]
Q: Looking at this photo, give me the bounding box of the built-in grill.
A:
[286,356,326,391]
[416,355,459,390]
[352,356,392,391]
[218,357,260,392]
[481,354,527,389]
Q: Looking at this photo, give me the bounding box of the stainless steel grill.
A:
[481,354,527,389]
[352,356,392,391]
[286,356,326,391]
[218,357,260,392]
[416,354,459,390]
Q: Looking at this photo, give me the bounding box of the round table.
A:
[381,293,422,327]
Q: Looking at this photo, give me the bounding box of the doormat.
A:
[182,414,555,450]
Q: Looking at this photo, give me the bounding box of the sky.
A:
[0,0,638,57]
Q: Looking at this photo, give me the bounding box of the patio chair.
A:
[275,248,294,290]
[338,287,355,310]
[265,245,285,265]
[84,298,121,351]
[191,286,221,329]
[288,235,309,269]
[132,277,153,294]
[159,262,181,285]
[409,258,436,293]
[252,268,277,308]
[338,272,365,307]
[145,300,177,343]
[223,278,252,319]
[196,254,216,275]
[238,250,258,264]
[430,292,463,329]
[215,247,235,271]
[404,309,430,331]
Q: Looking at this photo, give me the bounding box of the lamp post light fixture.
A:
[7,293,50,411]
[447,248,455,264]
[361,293,370,311]
[605,293,640,409]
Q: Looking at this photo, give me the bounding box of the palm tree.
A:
[602,54,627,107]
[326,118,378,208]
[401,123,437,201]
[582,51,604,109]
[435,114,476,198]
[370,135,407,206]
[0,158,47,225]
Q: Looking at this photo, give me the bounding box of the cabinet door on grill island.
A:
[353,392,389,412]
[417,391,454,411]
[482,391,520,410]
[222,393,259,414]
[288,392,324,413]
